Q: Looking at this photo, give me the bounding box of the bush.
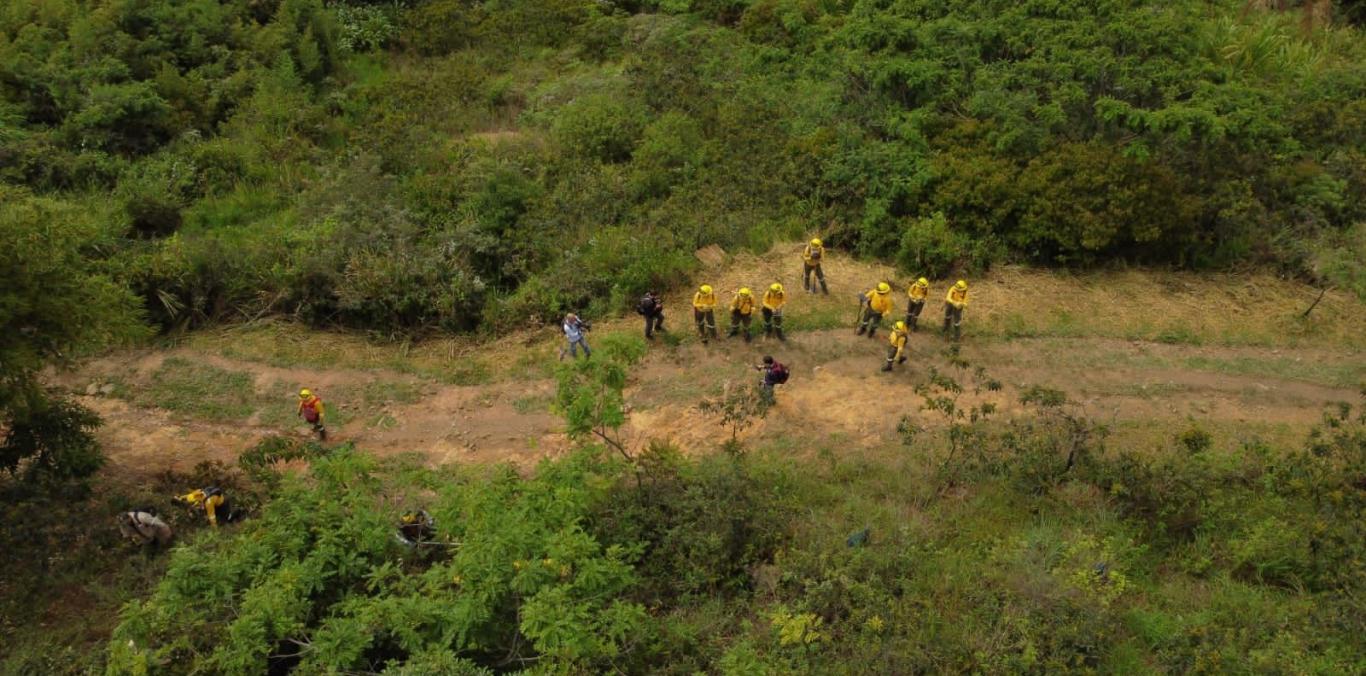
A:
[895,211,973,278]
[550,93,648,163]
[334,4,399,53]
[0,394,103,483]
[108,447,651,673]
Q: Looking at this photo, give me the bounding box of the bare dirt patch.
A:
[61,249,1366,473]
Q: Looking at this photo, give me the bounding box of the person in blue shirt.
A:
[561,313,591,359]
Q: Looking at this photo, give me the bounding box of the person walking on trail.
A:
[802,238,828,294]
[638,291,665,340]
[176,487,235,527]
[882,321,910,372]
[117,509,173,547]
[298,388,327,440]
[693,284,719,344]
[762,283,787,342]
[729,287,757,342]
[754,355,790,404]
[944,279,969,340]
[561,313,591,359]
[905,277,929,332]
[857,282,895,338]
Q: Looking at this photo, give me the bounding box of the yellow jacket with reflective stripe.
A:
[908,282,929,301]
[762,290,785,311]
[692,291,716,311]
[802,244,824,264]
[731,294,755,315]
[946,287,969,308]
[865,290,894,315]
[888,328,908,359]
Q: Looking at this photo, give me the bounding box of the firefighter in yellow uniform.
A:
[857,282,895,338]
[882,321,910,372]
[692,284,718,344]
[905,277,929,332]
[728,288,757,342]
[801,238,828,294]
[944,279,969,340]
[761,283,787,342]
[177,487,233,527]
[298,388,326,440]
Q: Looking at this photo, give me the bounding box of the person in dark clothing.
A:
[754,355,789,404]
[638,291,665,340]
[397,510,435,546]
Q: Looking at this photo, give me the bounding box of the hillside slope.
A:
[64,246,1365,473]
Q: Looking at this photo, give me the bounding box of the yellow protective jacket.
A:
[802,244,824,264]
[298,395,325,420]
[908,282,929,302]
[864,289,894,316]
[762,290,785,311]
[180,490,227,526]
[731,293,756,315]
[888,328,908,360]
[946,286,969,309]
[692,291,717,311]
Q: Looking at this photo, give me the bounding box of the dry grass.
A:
[181,243,1364,382]
[672,243,1366,349]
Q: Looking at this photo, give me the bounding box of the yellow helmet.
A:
[700,284,712,294]
[738,287,752,296]
[769,282,783,293]
[299,388,312,398]
[810,238,822,247]
[955,280,967,290]
[895,321,907,331]
[917,277,928,286]
[876,282,890,294]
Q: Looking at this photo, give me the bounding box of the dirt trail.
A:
[68,327,1362,474]
[63,248,1365,472]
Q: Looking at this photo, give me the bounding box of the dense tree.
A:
[1,0,1362,337]
[0,188,145,481]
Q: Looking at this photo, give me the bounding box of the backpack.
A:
[770,362,789,384]
[638,294,659,315]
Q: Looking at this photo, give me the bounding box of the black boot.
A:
[881,362,892,372]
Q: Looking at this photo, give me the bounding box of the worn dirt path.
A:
[66,328,1361,473]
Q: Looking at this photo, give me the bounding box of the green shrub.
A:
[895,211,971,278]
[550,93,648,163]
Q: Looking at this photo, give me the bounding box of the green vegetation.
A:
[3,0,1364,340]
[96,345,1364,673]
[1,186,145,484]
[3,0,1365,672]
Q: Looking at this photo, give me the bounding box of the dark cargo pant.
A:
[906,299,925,331]
[803,262,828,294]
[644,311,664,339]
[856,306,883,338]
[729,310,753,342]
[943,303,963,340]
[761,308,786,341]
[694,309,717,342]
[882,345,907,372]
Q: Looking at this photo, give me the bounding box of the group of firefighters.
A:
[566,238,972,376]
[125,239,969,547]
[118,388,335,546]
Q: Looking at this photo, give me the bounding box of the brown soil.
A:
[62,247,1365,474]
[68,326,1362,475]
